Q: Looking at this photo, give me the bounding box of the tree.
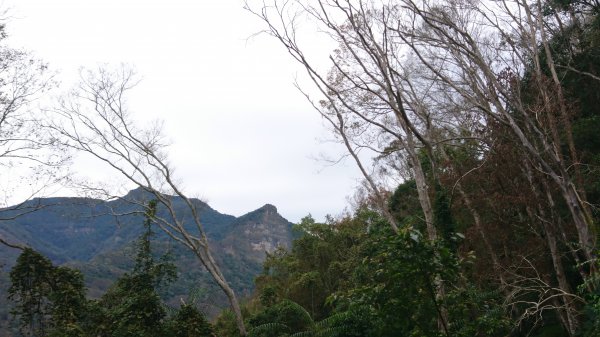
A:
[93,200,176,337]
[164,304,214,337]
[0,18,67,250]
[247,0,600,334]
[47,66,248,335]
[8,248,86,337]
[245,207,510,337]
[245,0,456,240]
[8,248,55,337]
[247,0,598,249]
[8,200,216,337]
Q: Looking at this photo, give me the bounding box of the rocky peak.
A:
[219,203,293,262]
[257,203,277,214]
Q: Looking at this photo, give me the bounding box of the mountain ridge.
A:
[0,190,294,331]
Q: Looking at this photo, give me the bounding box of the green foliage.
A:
[7,200,215,337]
[134,200,177,288]
[254,214,361,321]
[164,304,213,337]
[345,221,456,337]
[248,300,315,337]
[248,299,368,337]
[214,309,244,337]
[246,207,510,337]
[580,291,600,336]
[388,180,423,229]
[90,200,178,337]
[8,248,55,337]
[444,286,510,337]
[96,274,168,337]
[8,248,86,337]
[433,184,456,250]
[578,257,600,336]
[46,266,87,337]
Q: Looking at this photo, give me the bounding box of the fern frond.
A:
[290,330,314,337]
[279,299,315,328]
[315,326,347,337]
[315,311,350,329]
[248,322,291,337]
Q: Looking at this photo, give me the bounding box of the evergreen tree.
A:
[164,304,213,337]
[95,199,176,337]
[9,249,55,337]
[8,249,86,337]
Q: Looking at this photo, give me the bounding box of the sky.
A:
[1,0,363,222]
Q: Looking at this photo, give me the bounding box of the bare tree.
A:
[47,67,247,335]
[247,0,598,333]
[247,0,598,256]
[504,256,585,335]
[386,0,597,263]
[0,21,66,250]
[246,0,443,240]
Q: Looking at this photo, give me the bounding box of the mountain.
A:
[220,204,293,263]
[0,190,294,333]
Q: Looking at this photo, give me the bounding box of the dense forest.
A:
[2,0,600,336]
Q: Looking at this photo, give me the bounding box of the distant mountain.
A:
[0,189,293,333]
[220,204,293,263]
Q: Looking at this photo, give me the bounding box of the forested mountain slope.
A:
[0,189,293,333]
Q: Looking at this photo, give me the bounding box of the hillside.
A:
[0,189,293,333]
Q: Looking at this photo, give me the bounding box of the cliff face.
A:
[0,191,294,329]
[219,204,293,263]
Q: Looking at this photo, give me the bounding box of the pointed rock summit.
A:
[239,203,278,218]
[219,203,293,262]
[258,203,277,213]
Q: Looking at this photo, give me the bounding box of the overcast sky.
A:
[2,0,363,222]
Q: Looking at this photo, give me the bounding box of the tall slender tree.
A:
[47,67,248,335]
